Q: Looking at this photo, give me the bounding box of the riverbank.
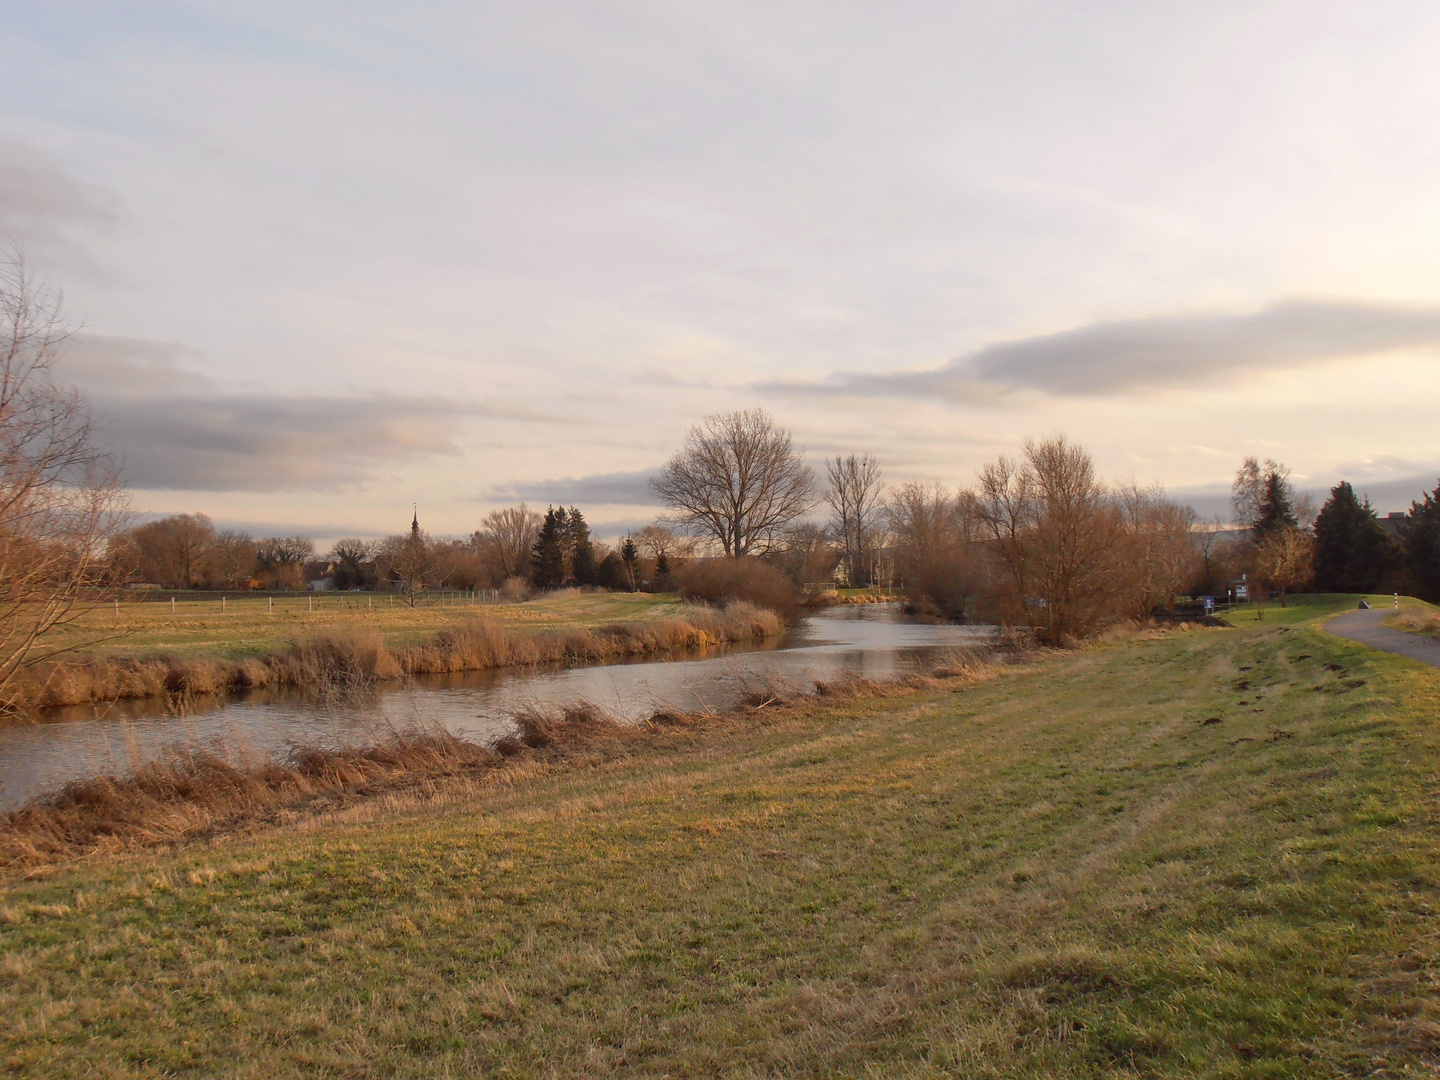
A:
[6,598,783,716]
[3,601,1438,1075]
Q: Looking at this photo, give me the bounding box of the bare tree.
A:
[973,457,1035,620]
[651,409,817,558]
[972,436,1120,643]
[1231,456,1267,530]
[256,535,315,590]
[1254,525,1314,607]
[374,530,446,606]
[477,504,542,579]
[632,522,696,566]
[132,513,216,588]
[1114,482,1199,620]
[0,256,126,711]
[886,482,957,580]
[886,481,981,618]
[208,529,258,589]
[777,521,836,585]
[824,453,885,586]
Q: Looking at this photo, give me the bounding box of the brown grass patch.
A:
[1393,610,1440,638]
[7,602,783,715]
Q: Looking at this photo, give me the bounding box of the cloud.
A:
[64,334,555,491]
[482,468,661,507]
[0,140,119,260]
[766,301,1440,403]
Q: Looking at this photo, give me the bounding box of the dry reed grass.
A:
[8,602,783,715]
[0,647,1000,875]
[0,731,502,872]
[1393,610,1440,638]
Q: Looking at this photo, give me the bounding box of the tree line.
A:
[1231,458,1440,604]
[96,410,1440,638]
[645,410,1440,639]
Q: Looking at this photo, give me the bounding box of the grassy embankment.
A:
[10,592,782,715]
[4,593,1440,1076]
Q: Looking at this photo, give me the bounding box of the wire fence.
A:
[80,589,503,618]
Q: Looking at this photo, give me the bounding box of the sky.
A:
[3,1,1439,545]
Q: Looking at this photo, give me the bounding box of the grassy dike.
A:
[3,598,1440,1076]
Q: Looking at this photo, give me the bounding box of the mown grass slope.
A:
[3,603,1439,1077]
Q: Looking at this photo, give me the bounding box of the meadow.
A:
[8,592,783,714]
[3,595,1439,1076]
[47,590,693,662]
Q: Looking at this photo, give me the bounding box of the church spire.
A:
[411,503,420,538]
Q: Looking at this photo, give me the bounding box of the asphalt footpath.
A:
[1326,607,1440,670]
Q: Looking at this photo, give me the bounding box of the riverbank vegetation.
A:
[3,598,1439,1075]
[3,598,782,715]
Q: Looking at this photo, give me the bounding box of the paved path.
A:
[1326,608,1440,670]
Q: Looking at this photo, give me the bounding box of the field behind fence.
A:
[41,590,689,661]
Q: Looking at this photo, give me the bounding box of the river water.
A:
[0,605,992,811]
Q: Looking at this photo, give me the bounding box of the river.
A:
[0,604,992,811]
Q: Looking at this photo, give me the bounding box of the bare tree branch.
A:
[824,452,885,586]
[477,504,542,579]
[0,254,128,711]
[650,409,816,558]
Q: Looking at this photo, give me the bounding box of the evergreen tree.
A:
[655,551,671,579]
[530,507,566,589]
[619,536,639,591]
[1404,482,1440,602]
[1253,471,1297,539]
[565,506,596,586]
[596,551,625,590]
[1311,482,1393,593]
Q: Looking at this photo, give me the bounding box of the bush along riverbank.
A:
[5,602,784,716]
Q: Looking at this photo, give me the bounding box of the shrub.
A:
[499,576,531,602]
[671,558,801,621]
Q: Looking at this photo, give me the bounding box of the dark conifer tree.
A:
[1404,482,1440,602]
[1312,482,1393,592]
[565,507,596,586]
[1253,472,1298,539]
[655,551,671,579]
[530,507,566,589]
[596,551,625,590]
[619,536,639,591]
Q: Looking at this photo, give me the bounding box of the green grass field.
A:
[3,597,1440,1076]
[49,591,689,661]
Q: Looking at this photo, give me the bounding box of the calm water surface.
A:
[0,605,991,810]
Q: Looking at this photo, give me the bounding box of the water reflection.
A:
[0,605,991,810]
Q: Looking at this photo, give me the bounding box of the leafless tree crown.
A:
[632,522,696,564]
[0,255,126,710]
[477,504,542,579]
[650,409,816,557]
[824,453,885,585]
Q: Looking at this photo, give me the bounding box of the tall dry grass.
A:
[7,602,783,714]
[0,731,504,871]
[1392,610,1440,638]
[0,704,654,873]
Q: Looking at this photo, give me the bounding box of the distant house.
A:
[1380,511,1408,538]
